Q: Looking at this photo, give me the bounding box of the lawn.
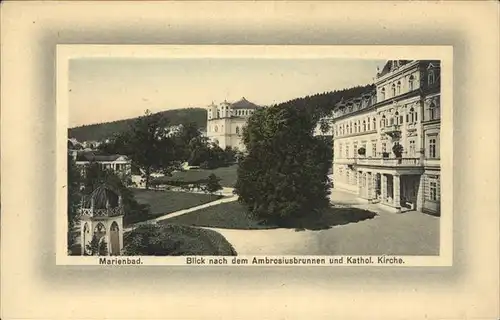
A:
[125,188,222,226]
[152,165,238,188]
[163,201,377,231]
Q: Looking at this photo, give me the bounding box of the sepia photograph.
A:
[60,46,448,262]
[3,2,498,319]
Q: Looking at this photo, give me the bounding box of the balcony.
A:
[78,206,124,218]
[335,158,356,165]
[381,124,402,139]
[354,157,422,167]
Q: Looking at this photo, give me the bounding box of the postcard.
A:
[56,45,453,266]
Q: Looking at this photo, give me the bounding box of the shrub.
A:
[392,143,404,158]
[85,234,108,256]
[122,223,237,256]
[203,174,222,195]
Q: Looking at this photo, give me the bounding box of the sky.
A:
[68,58,386,127]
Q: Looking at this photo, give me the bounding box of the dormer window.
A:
[391,84,396,97]
[381,88,386,101]
[428,70,435,85]
[396,81,401,95]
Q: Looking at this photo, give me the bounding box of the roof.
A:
[230,97,261,110]
[82,183,121,209]
[377,60,412,78]
[76,151,129,162]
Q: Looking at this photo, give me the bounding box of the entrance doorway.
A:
[110,221,120,255]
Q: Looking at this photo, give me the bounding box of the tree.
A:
[234,104,332,224]
[173,122,203,162]
[97,131,132,155]
[85,234,108,256]
[67,155,83,252]
[203,174,222,195]
[126,110,178,189]
[187,136,211,166]
[223,146,237,164]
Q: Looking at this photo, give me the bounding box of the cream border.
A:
[56,45,453,266]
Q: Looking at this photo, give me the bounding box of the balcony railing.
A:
[381,124,401,134]
[381,124,402,139]
[78,206,124,218]
[353,157,422,167]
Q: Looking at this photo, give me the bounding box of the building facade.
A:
[71,150,132,183]
[206,97,261,151]
[332,60,441,215]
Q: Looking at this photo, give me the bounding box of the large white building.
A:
[70,150,132,183]
[332,60,441,215]
[206,97,262,151]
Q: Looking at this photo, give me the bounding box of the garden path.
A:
[124,193,238,232]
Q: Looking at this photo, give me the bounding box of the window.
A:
[339,144,343,157]
[372,143,377,157]
[428,70,435,85]
[428,138,437,158]
[354,122,358,133]
[428,102,439,121]
[381,88,386,100]
[381,115,386,127]
[214,125,218,132]
[409,140,416,157]
[346,124,350,134]
[382,142,387,153]
[397,81,401,95]
[373,118,376,130]
[363,120,366,131]
[395,111,399,124]
[391,84,396,97]
[236,126,240,135]
[346,145,349,158]
[409,107,416,123]
[429,181,437,201]
[408,75,415,91]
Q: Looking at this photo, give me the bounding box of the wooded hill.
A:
[69,108,207,142]
[68,84,374,142]
[275,84,375,117]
